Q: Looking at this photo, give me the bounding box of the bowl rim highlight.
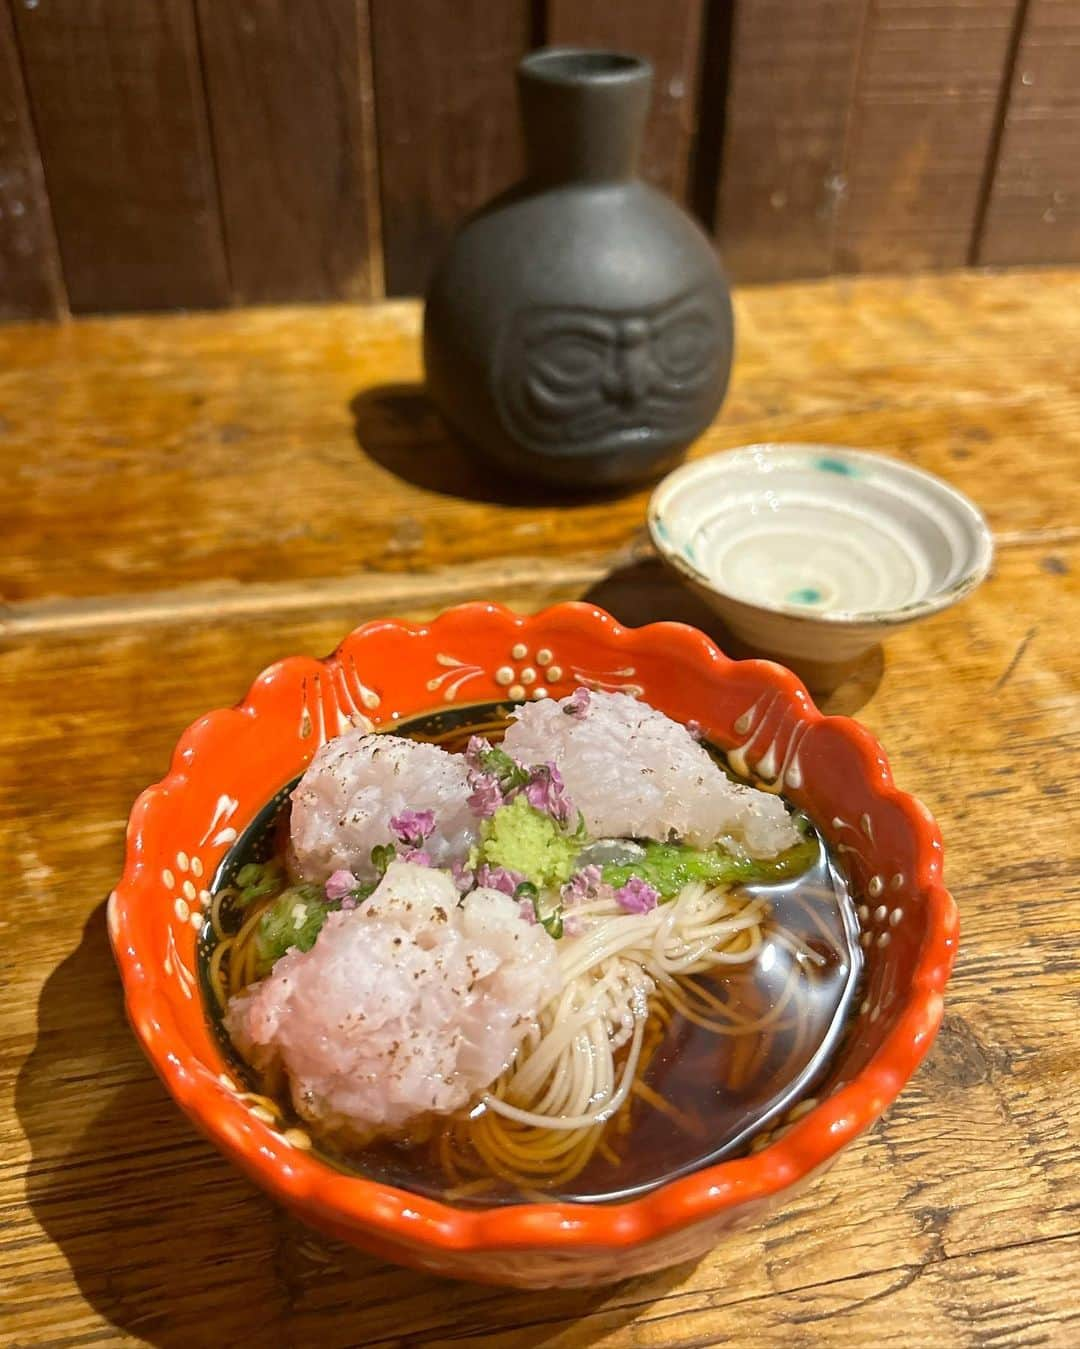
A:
[648,443,995,628]
[109,601,957,1258]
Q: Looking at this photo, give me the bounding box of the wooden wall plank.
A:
[0,0,66,319]
[718,1,1025,281]
[833,0,1020,272]
[715,1,866,282]
[12,0,228,313]
[196,0,382,304]
[977,0,1080,264]
[546,0,705,203]
[370,0,530,296]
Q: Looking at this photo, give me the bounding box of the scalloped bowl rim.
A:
[109,601,957,1255]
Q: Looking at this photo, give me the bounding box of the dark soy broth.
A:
[202,701,863,1206]
[562,839,861,1201]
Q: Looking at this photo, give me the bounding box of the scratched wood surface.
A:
[10,0,229,313]
[977,0,1080,265]
[3,268,1080,614]
[716,0,1025,280]
[195,0,382,304]
[0,0,65,319]
[830,0,1018,274]
[715,0,867,281]
[1,272,1078,1347]
[369,0,531,296]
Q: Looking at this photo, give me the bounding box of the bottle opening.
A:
[521,49,650,86]
[518,48,653,184]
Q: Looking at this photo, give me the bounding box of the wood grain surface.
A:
[2,0,1078,315]
[1,272,1078,1346]
[1,269,1078,612]
[547,0,706,203]
[10,0,229,314]
[716,0,1032,281]
[369,0,531,296]
[977,0,1080,265]
[195,0,382,304]
[715,0,866,281]
[832,0,1018,273]
[0,0,66,319]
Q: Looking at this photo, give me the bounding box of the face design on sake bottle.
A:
[493,292,723,456]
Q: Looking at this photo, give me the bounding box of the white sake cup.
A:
[648,444,994,688]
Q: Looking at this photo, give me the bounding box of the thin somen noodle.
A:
[433,880,770,1191]
[207,690,862,1204]
[209,872,841,1196]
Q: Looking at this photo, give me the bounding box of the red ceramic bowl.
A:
[109,602,956,1288]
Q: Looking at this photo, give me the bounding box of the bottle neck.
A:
[518,49,652,186]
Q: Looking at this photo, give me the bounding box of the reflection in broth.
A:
[202,703,862,1207]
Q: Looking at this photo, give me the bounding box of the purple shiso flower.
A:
[401,848,432,867]
[523,761,572,825]
[564,686,591,718]
[615,876,660,914]
[518,899,538,925]
[464,735,490,770]
[389,808,436,847]
[563,913,585,937]
[562,864,603,906]
[475,863,525,896]
[467,771,503,818]
[325,869,359,902]
[450,860,474,894]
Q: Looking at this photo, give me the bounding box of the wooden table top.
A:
[2,270,1078,1347]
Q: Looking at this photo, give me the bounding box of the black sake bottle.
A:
[423,48,734,490]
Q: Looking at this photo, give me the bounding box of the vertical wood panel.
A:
[371,0,530,297]
[715,1,866,282]
[0,0,66,319]
[718,0,1026,281]
[13,0,227,313]
[547,0,705,202]
[196,0,382,304]
[977,0,1080,264]
[834,0,1020,273]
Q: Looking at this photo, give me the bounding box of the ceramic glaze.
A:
[650,445,994,679]
[423,49,733,489]
[109,602,957,1288]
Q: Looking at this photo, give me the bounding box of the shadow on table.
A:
[349,382,632,510]
[16,902,697,1347]
[349,392,882,712]
[584,558,885,714]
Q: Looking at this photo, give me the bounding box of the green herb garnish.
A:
[234,860,285,907]
[477,745,530,793]
[602,833,818,900]
[253,883,329,976]
[514,880,564,939]
[370,843,396,876]
[540,907,564,940]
